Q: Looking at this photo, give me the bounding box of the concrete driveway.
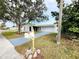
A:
[0,34,24,59]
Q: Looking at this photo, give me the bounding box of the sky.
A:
[35,0,72,25]
[6,0,72,27]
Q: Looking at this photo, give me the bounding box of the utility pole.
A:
[57,0,63,45]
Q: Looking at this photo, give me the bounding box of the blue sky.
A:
[6,0,72,27]
[35,0,72,25]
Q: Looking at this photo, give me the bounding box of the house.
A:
[2,20,58,33]
[21,23,58,33]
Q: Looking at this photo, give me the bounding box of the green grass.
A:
[15,33,79,59]
[2,31,23,39]
[2,31,43,39]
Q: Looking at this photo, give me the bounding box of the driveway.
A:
[0,34,24,59]
[10,32,52,46]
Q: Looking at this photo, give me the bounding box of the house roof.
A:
[24,23,55,27]
[24,20,55,27]
[34,24,55,27]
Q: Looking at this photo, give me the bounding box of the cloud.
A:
[64,0,72,4]
[43,0,72,24]
[44,0,58,11]
[45,0,56,4]
[45,0,57,6]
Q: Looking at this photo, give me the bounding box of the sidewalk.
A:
[0,34,24,59]
[10,32,52,46]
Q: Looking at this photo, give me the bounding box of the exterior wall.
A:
[40,26,58,33]
[9,27,18,31]
[21,25,58,33]
[21,25,30,32]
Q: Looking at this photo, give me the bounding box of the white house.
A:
[21,23,58,33]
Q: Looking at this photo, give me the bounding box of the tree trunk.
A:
[57,0,63,44]
[18,19,22,34]
[18,24,21,34]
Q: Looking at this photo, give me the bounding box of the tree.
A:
[51,0,79,39]
[5,0,48,34]
[62,1,79,39]
[51,0,64,44]
[0,0,7,21]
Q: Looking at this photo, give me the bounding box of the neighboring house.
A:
[21,23,58,33]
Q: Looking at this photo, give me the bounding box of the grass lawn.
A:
[15,33,79,59]
[2,31,24,39]
[2,31,40,40]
